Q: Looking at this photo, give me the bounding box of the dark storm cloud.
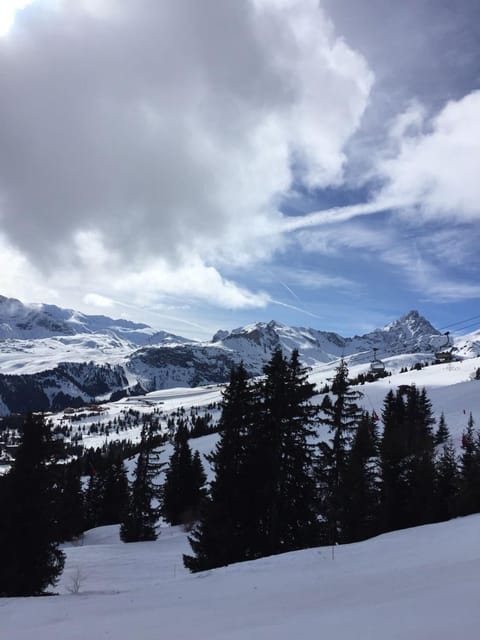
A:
[0,0,292,267]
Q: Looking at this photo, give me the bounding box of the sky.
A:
[0,0,479,341]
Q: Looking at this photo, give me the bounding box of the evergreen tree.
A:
[458,413,480,516]
[84,455,106,530]
[56,460,85,541]
[433,439,459,522]
[100,451,129,526]
[379,389,409,532]
[380,386,436,531]
[184,362,257,571]
[342,412,380,543]
[185,351,320,571]
[253,349,320,557]
[434,412,450,446]
[0,413,65,596]
[317,359,363,544]
[120,421,163,542]
[162,424,206,526]
[403,387,436,527]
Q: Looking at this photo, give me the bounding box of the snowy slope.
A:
[2,514,480,639]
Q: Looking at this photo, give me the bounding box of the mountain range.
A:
[0,295,478,415]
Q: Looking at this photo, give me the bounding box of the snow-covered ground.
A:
[2,514,480,639]
[3,349,480,636]
[47,354,480,454]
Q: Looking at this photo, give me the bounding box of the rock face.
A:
[0,298,449,415]
[0,362,128,414]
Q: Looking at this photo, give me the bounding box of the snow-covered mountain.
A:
[0,296,477,415]
[0,295,190,346]
[211,310,440,369]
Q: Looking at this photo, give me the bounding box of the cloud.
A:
[0,0,373,312]
[83,292,114,309]
[376,91,480,221]
[383,244,480,302]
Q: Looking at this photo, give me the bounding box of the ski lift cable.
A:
[445,320,480,334]
[439,314,480,331]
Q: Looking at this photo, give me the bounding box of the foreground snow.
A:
[3,515,480,639]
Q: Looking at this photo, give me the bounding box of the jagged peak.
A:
[384,310,439,336]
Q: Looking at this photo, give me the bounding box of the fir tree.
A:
[56,460,85,541]
[253,349,320,557]
[0,413,65,596]
[379,389,409,532]
[185,351,320,571]
[162,424,206,526]
[380,386,436,531]
[434,439,459,522]
[458,413,480,516]
[434,412,450,446]
[100,451,129,526]
[84,455,106,530]
[184,362,257,571]
[342,412,380,543]
[120,421,163,542]
[403,387,436,527]
[317,359,363,544]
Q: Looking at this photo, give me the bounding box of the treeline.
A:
[183,350,480,571]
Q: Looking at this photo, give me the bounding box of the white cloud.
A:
[377,91,480,221]
[83,293,114,308]
[0,0,373,314]
[383,245,480,302]
[113,256,271,310]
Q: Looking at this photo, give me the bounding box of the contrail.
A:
[278,280,301,302]
[270,298,326,322]
[278,197,411,233]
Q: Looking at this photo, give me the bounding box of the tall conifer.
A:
[184,362,256,571]
[0,414,65,596]
[121,421,163,542]
[317,359,363,544]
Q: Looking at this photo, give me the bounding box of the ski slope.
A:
[2,515,480,639]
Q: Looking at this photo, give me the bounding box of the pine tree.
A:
[380,386,437,531]
[84,454,106,530]
[434,439,459,522]
[458,413,480,516]
[120,421,163,542]
[184,362,257,571]
[56,460,85,541]
[185,351,320,571]
[403,387,436,527]
[379,389,409,532]
[162,424,206,526]
[317,359,363,544]
[434,412,450,446]
[0,413,65,596]
[100,451,129,526]
[253,349,320,557]
[342,412,380,543]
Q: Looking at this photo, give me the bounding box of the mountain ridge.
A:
[0,295,477,416]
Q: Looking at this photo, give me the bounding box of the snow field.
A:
[3,514,480,639]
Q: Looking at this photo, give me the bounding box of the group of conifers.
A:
[1,348,478,596]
